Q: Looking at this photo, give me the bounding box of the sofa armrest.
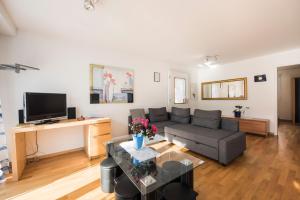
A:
[219,132,246,165]
[221,118,239,132]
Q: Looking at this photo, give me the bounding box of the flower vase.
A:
[132,134,144,150]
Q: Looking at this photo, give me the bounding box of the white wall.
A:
[0,31,178,159]
[277,66,300,120]
[188,49,300,134]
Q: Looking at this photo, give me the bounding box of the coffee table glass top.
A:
[107,135,204,195]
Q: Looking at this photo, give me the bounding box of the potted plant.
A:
[129,117,158,150]
[233,106,249,118]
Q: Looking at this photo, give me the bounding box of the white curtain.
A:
[0,99,9,182]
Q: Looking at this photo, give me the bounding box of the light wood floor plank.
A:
[0,122,300,200]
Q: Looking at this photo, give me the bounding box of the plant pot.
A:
[132,134,144,150]
[234,111,241,118]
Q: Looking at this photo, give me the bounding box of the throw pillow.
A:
[170,107,190,124]
[192,109,221,129]
[149,107,168,122]
[130,109,146,120]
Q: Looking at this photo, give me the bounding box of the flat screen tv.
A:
[24,92,67,122]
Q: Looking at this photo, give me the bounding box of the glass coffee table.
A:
[107,135,204,200]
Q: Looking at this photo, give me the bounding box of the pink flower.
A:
[126,72,132,77]
[103,72,108,79]
[132,117,149,129]
[132,117,141,124]
[151,125,158,133]
[141,119,149,129]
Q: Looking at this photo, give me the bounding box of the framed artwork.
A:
[154,72,160,82]
[254,74,267,82]
[90,64,134,104]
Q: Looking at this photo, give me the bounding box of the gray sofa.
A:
[129,107,246,165]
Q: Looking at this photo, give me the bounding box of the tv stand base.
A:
[35,119,60,125]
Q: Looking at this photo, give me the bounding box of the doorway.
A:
[294,78,300,124]
[277,65,300,125]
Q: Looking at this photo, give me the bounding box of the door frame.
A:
[292,78,295,124]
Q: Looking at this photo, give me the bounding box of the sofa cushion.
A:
[221,118,239,132]
[130,109,146,119]
[164,124,235,148]
[151,121,177,134]
[170,107,190,124]
[149,107,168,122]
[192,109,221,129]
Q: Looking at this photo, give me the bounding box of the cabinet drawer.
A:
[239,120,267,135]
[91,134,112,157]
[90,122,111,136]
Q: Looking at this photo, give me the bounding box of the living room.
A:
[0,0,300,199]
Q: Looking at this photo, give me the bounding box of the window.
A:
[174,77,186,104]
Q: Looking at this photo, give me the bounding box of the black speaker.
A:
[90,93,100,104]
[68,107,76,119]
[18,109,24,124]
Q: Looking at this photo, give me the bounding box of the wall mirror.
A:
[201,77,247,100]
[174,77,186,104]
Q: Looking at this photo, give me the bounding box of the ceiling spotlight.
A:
[84,0,99,11]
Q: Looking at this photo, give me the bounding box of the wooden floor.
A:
[1,122,300,200]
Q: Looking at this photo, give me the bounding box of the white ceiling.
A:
[1,0,300,65]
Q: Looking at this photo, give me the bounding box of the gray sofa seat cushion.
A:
[130,108,146,119]
[151,121,177,134]
[164,124,235,148]
[170,107,190,124]
[192,109,221,129]
[149,107,168,122]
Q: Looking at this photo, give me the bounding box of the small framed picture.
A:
[154,72,160,82]
[254,74,267,82]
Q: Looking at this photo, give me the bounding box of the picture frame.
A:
[154,72,160,82]
[201,77,247,100]
[90,64,134,104]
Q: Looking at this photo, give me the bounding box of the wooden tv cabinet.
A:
[223,116,270,136]
[11,117,111,181]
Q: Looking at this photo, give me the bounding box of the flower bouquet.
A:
[129,117,158,149]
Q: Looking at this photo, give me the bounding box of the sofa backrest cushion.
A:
[192,109,221,129]
[130,108,146,120]
[170,107,190,124]
[149,107,168,122]
[221,118,239,132]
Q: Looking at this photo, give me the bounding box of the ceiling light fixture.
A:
[197,55,219,68]
[84,0,99,11]
[204,55,218,66]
